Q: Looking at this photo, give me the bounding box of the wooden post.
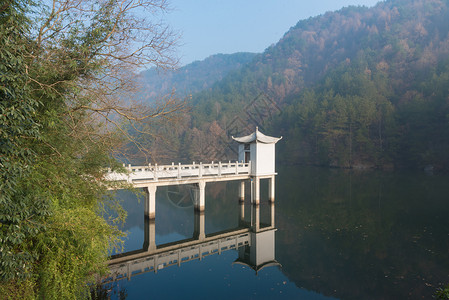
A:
[154,163,158,181]
[218,161,222,176]
[178,162,181,179]
[199,162,203,178]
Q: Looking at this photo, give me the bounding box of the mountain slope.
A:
[184,0,449,171]
[135,52,257,102]
[130,0,449,171]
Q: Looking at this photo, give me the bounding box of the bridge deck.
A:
[106,161,251,187]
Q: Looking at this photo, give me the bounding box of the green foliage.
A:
[0,279,36,299]
[435,285,449,300]
[36,207,122,299]
[0,0,46,282]
[273,54,397,168]
[1,0,157,297]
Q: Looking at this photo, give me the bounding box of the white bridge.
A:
[103,129,283,285]
[106,161,252,186]
[106,128,281,219]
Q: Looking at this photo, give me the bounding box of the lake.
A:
[98,166,449,299]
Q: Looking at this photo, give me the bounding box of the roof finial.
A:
[256,126,259,132]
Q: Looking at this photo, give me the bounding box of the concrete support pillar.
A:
[270,202,275,228]
[251,177,260,205]
[193,211,205,241]
[144,185,157,219]
[239,180,245,202]
[269,175,275,202]
[251,203,260,232]
[143,216,156,251]
[238,201,245,227]
[195,181,206,212]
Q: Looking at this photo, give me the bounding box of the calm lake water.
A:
[100,166,449,299]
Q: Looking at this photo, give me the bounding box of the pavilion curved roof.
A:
[232,127,282,144]
[232,259,282,274]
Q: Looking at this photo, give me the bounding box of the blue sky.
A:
[166,0,382,66]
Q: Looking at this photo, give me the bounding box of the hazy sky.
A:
[166,0,382,66]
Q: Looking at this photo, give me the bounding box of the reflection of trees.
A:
[275,166,449,299]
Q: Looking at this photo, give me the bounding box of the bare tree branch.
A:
[28,0,185,160]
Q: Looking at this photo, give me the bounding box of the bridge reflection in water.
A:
[102,201,279,284]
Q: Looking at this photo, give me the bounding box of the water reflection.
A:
[105,202,277,283]
[100,181,285,298]
[234,227,280,274]
[275,166,449,300]
[100,168,449,299]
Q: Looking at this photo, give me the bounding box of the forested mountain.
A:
[270,0,449,170]
[135,52,256,102]
[134,0,449,172]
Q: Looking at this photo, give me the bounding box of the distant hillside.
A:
[131,0,449,172]
[185,0,449,171]
[135,52,257,102]
[192,0,449,108]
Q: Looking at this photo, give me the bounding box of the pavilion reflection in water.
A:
[102,201,279,283]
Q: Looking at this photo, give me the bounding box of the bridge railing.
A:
[105,161,251,183]
[104,232,251,282]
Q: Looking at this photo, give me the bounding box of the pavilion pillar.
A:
[251,177,260,205]
[239,180,245,202]
[144,185,157,219]
[238,201,245,227]
[268,175,275,202]
[270,202,275,228]
[195,181,206,212]
[251,203,260,232]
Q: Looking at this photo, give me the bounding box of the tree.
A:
[31,0,182,156]
[0,0,183,297]
[0,0,44,283]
